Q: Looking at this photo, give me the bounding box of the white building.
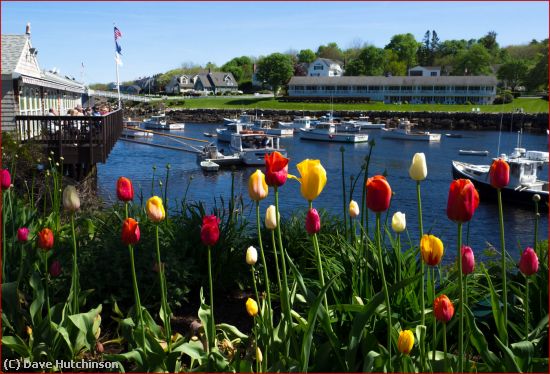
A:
[408,66,441,77]
[287,75,498,104]
[307,58,344,77]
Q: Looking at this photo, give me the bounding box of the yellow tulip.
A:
[146,196,166,223]
[291,159,327,202]
[391,211,406,233]
[245,298,258,317]
[256,347,263,363]
[420,234,444,266]
[409,153,427,181]
[62,185,80,212]
[349,200,360,218]
[265,205,278,230]
[248,170,268,201]
[397,330,414,355]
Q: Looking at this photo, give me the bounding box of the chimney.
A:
[25,23,31,36]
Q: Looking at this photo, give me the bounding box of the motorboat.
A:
[459,149,489,156]
[223,113,254,126]
[452,148,548,211]
[200,160,220,172]
[341,116,386,131]
[278,116,315,131]
[299,122,369,143]
[230,132,287,165]
[381,118,441,142]
[143,114,185,130]
[216,122,254,142]
[446,133,463,138]
[196,143,242,167]
[252,119,294,137]
[121,126,153,139]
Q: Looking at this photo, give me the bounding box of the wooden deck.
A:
[15,110,123,179]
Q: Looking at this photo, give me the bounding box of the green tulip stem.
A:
[251,266,260,314]
[457,222,464,373]
[125,202,128,220]
[443,323,448,373]
[70,213,79,314]
[497,188,508,345]
[274,187,292,352]
[340,147,347,237]
[396,233,402,298]
[16,242,25,288]
[253,319,259,373]
[155,225,171,351]
[43,251,52,321]
[534,199,539,256]
[2,191,7,280]
[309,201,329,315]
[525,276,529,340]
[432,266,436,361]
[128,244,146,354]
[256,202,273,335]
[207,245,215,352]
[376,213,392,372]
[416,180,426,370]
[270,230,282,297]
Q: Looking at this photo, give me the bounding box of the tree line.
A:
[92,31,548,96]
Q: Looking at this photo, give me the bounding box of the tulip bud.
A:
[519,247,539,276]
[245,298,259,317]
[26,326,33,336]
[349,200,360,218]
[256,347,263,363]
[146,196,166,223]
[49,260,62,277]
[201,215,220,247]
[248,170,268,201]
[265,205,278,230]
[17,227,30,242]
[121,218,140,245]
[116,177,134,202]
[62,185,80,212]
[37,228,54,250]
[461,245,475,275]
[153,261,165,273]
[305,208,321,235]
[246,246,258,265]
[420,234,444,266]
[489,159,510,189]
[1,169,11,190]
[96,341,104,353]
[397,330,414,355]
[433,294,455,323]
[391,212,406,233]
[409,153,427,181]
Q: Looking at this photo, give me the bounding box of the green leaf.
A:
[464,304,502,371]
[482,265,507,344]
[217,323,248,339]
[2,335,30,357]
[1,282,21,333]
[494,335,522,372]
[172,340,205,361]
[29,271,45,326]
[510,341,534,371]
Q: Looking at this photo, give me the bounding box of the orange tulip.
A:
[446,179,479,223]
[264,151,289,187]
[434,294,455,323]
[121,218,140,245]
[366,175,392,213]
[37,228,54,250]
[489,159,510,189]
[117,177,134,202]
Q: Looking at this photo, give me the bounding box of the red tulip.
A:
[17,227,30,243]
[519,247,539,276]
[116,177,134,202]
[461,245,475,275]
[305,208,321,235]
[446,179,479,223]
[433,294,455,323]
[37,228,54,250]
[1,169,11,190]
[121,218,140,245]
[366,175,392,213]
[201,215,220,246]
[49,260,62,277]
[489,159,510,189]
[264,151,289,187]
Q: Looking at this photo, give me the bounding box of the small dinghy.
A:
[459,149,489,156]
[200,160,220,172]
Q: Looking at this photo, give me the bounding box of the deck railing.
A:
[15,109,123,165]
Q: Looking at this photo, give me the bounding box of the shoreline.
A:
[140,108,549,133]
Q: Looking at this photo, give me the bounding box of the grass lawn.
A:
[166,96,549,113]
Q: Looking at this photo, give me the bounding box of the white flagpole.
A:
[115,52,121,109]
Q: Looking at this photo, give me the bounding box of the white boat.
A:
[223,113,254,126]
[459,149,489,156]
[143,114,185,130]
[299,122,369,143]
[452,148,548,210]
[216,122,254,142]
[230,132,287,165]
[278,116,315,131]
[252,119,294,137]
[200,160,220,172]
[121,126,153,139]
[381,119,441,142]
[196,143,242,167]
[341,116,386,131]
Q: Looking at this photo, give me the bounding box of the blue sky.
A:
[2,1,548,84]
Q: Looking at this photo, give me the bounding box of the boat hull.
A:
[452,161,548,211]
[381,129,441,141]
[299,130,369,143]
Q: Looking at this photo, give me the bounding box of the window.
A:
[388,86,400,91]
[401,86,413,91]
[410,70,422,76]
[325,86,334,91]
[430,71,438,76]
[306,86,317,91]
[313,64,323,70]
[337,86,349,91]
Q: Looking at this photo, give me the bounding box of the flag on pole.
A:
[114,26,122,54]
[115,53,123,66]
[114,26,122,40]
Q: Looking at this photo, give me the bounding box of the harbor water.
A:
[98,123,548,264]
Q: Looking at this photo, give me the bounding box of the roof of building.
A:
[206,72,236,87]
[315,58,344,67]
[409,66,441,71]
[289,75,498,86]
[42,70,85,88]
[1,35,29,74]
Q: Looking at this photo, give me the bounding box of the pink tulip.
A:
[305,208,321,235]
[49,260,62,277]
[461,245,475,275]
[1,169,11,190]
[519,247,539,276]
[17,227,30,243]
